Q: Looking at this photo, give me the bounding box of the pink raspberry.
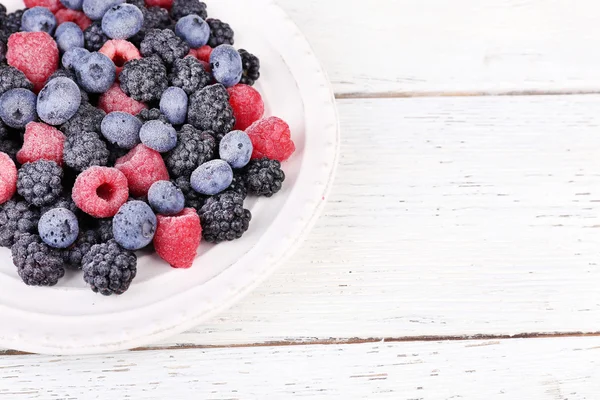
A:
[115,144,169,197]
[99,40,141,76]
[228,84,264,131]
[246,117,296,162]
[145,0,173,9]
[0,153,17,205]
[25,0,64,13]
[54,9,92,30]
[7,32,59,93]
[189,45,212,63]
[98,83,147,115]
[72,167,129,218]
[17,122,66,166]
[154,208,201,269]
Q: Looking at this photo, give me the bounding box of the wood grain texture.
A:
[276,0,600,96]
[1,337,599,399]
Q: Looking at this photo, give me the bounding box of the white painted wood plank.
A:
[276,0,600,95]
[146,95,600,347]
[1,337,599,399]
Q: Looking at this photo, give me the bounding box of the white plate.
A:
[0,0,339,354]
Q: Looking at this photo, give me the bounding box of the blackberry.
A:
[228,172,248,198]
[83,21,109,52]
[130,6,172,46]
[126,0,146,10]
[164,124,216,178]
[0,199,40,247]
[64,131,110,172]
[137,108,168,123]
[0,120,7,140]
[140,29,189,66]
[170,0,207,21]
[61,100,106,137]
[62,229,99,270]
[239,49,260,86]
[187,84,235,134]
[12,233,65,286]
[0,4,6,18]
[0,41,6,64]
[17,160,63,207]
[243,158,285,197]
[169,56,211,95]
[0,10,24,43]
[173,176,205,210]
[206,18,234,48]
[120,56,168,102]
[0,65,33,96]
[82,239,137,295]
[0,138,20,161]
[40,195,79,215]
[199,191,251,243]
[106,142,129,166]
[96,218,114,242]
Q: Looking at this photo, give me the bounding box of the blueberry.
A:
[75,52,116,93]
[102,3,143,40]
[209,44,242,88]
[219,130,253,169]
[62,47,90,70]
[83,0,125,20]
[101,111,142,149]
[54,22,84,53]
[191,159,233,195]
[60,0,84,11]
[159,87,188,125]
[0,88,37,129]
[175,14,210,48]
[21,7,57,35]
[37,77,82,126]
[148,180,185,216]
[38,208,79,249]
[112,200,157,250]
[139,120,178,153]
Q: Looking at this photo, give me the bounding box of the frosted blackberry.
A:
[107,142,130,166]
[0,199,40,247]
[41,195,79,216]
[199,191,251,243]
[169,56,211,95]
[140,29,189,65]
[129,6,172,46]
[126,0,146,10]
[244,158,285,197]
[62,229,99,270]
[164,124,216,179]
[83,21,108,51]
[188,84,235,134]
[228,172,248,198]
[61,100,106,137]
[239,49,260,86]
[0,10,24,43]
[0,138,20,161]
[0,4,6,18]
[12,233,65,286]
[120,56,168,102]
[173,176,205,210]
[171,0,207,21]
[206,18,234,47]
[137,108,168,123]
[0,120,7,140]
[96,218,114,242]
[17,160,63,207]
[82,239,137,295]
[64,131,110,172]
[0,65,33,96]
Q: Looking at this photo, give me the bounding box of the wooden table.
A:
[2,0,600,398]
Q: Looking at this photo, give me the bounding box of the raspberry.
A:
[82,239,137,295]
[206,18,234,48]
[188,83,235,134]
[168,56,210,95]
[115,144,169,197]
[83,21,108,51]
[154,208,201,268]
[140,29,189,65]
[145,0,173,9]
[7,32,59,92]
[0,152,17,204]
[188,45,212,63]
[119,56,168,102]
[64,131,110,172]
[227,84,264,131]
[246,117,295,162]
[238,49,260,86]
[17,160,63,207]
[0,199,40,247]
[98,83,148,115]
[12,233,65,286]
[61,102,106,136]
[199,191,251,243]
[17,122,66,166]
[54,8,92,30]
[72,166,129,218]
[99,40,141,76]
[25,0,64,13]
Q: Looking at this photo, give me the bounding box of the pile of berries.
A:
[0,0,295,295]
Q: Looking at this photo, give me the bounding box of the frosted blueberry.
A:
[37,77,82,125]
[21,7,57,35]
[62,47,90,70]
[112,200,157,250]
[0,89,38,129]
[191,159,233,195]
[101,111,142,149]
[75,52,116,93]
[38,208,79,248]
[159,87,188,125]
[219,130,253,169]
[83,0,125,20]
[139,120,178,153]
[209,44,242,88]
[102,3,144,40]
[148,180,186,215]
[54,22,84,53]
[60,0,84,10]
[175,14,210,48]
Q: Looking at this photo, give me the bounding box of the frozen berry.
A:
[17,122,66,166]
[60,0,84,10]
[64,131,109,171]
[145,0,172,9]
[139,120,177,153]
[17,160,63,207]
[227,84,264,131]
[0,65,34,96]
[170,0,206,21]
[0,199,40,247]
[173,175,205,209]
[62,46,89,70]
[0,88,38,129]
[188,83,235,134]
[119,56,167,102]
[25,0,65,13]
[115,144,169,196]
[0,139,21,163]
[238,49,260,86]
[75,51,116,93]
[246,117,295,162]
[148,180,184,215]
[83,0,125,20]
[206,18,234,48]
[62,229,99,269]
[164,124,215,179]
[98,83,148,115]
[210,44,242,87]
[243,157,285,197]
[102,3,143,40]
[137,107,167,123]
[112,200,156,250]
[0,152,17,204]
[154,208,200,268]
[98,39,140,75]
[72,166,129,217]
[219,130,252,169]
[37,77,82,125]
[191,159,233,195]
[22,7,58,35]
[12,233,65,286]
[82,239,136,295]
[7,32,59,92]
[101,111,142,149]
[175,14,209,48]
[159,86,187,125]
[168,56,210,95]
[55,8,92,30]
[188,44,211,63]
[140,29,189,66]
[61,101,105,136]
[199,191,250,243]
[54,21,84,53]
[38,207,79,248]
[83,20,108,50]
